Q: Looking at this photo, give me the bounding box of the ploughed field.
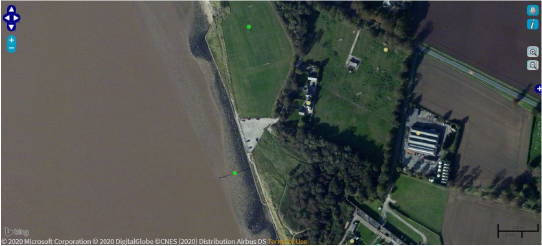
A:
[414,56,532,187]
[442,190,541,244]
[419,1,541,97]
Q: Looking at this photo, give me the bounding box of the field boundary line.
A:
[424,37,537,99]
[323,87,395,125]
[268,1,296,116]
[526,115,541,165]
[421,44,539,109]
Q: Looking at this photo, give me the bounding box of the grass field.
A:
[385,214,423,244]
[527,115,541,168]
[253,132,303,202]
[222,1,293,117]
[393,210,442,245]
[359,199,383,221]
[302,14,409,151]
[391,175,449,233]
[356,224,377,244]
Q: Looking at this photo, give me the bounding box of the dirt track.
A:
[420,1,541,97]
[414,56,532,187]
[442,191,541,245]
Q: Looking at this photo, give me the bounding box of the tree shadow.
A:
[514,83,532,104]
[451,162,467,186]
[416,21,434,43]
[490,169,507,188]
[303,11,322,54]
[513,170,537,192]
[412,93,423,105]
[461,116,469,125]
[443,110,453,120]
[310,121,385,164]
[528,155,541,169]
[492,176,514,197]
[408,1,431,39]
[458,165,482,190]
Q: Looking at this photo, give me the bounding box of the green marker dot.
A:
[247,25,251,29]
[233,171,238,176]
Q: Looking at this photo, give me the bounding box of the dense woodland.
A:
[274,1,427,55]
[271,122,385,244]
[267,1,540,244]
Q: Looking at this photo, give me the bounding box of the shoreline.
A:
[199,1,294,241]
[198,0,282,238]
[189,1,278,240]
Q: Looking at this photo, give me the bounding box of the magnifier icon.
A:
[528,60,539,70]
[527,46,539,57]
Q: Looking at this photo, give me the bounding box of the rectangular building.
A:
[407,127,440,156]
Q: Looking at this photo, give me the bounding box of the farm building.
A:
[345,55,361,72]
[299,76,318,116]
[406,126,440,156]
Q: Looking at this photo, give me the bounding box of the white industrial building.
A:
[406,127,440,156]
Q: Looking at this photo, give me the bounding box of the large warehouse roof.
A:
[407,126,440,156]
[409,134,438,143]
[410,127,439,138]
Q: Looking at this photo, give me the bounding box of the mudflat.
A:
[414,56,532,187]
[2,2,246,239]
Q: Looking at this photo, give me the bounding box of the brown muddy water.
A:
[2,1,274,240]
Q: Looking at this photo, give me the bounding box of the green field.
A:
[397,211,442,245]
[222,1,293,117]
[527,115,541,169]
[359,199,383,221]
[356,224,378,244]
[303,14,409,150]
[391,175,448,233]
[253,131,304,205]
[385,214,423,244]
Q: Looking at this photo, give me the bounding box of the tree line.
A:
[274,1,429,56]
[270,121,387,244]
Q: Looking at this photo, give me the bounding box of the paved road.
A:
[419,45,538,107]
[382,195,427,244]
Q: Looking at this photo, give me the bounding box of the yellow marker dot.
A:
[416,131,420,135]
[350,239,354,244]
[384,47,389,52]
[306,101,311,105]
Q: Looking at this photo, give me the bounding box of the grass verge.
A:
[253,131,307,240]
[356,224,378,244]
[385,214,422,244]
[425,45,539,111]
[391,175,448,233]
[527,114,541,169]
